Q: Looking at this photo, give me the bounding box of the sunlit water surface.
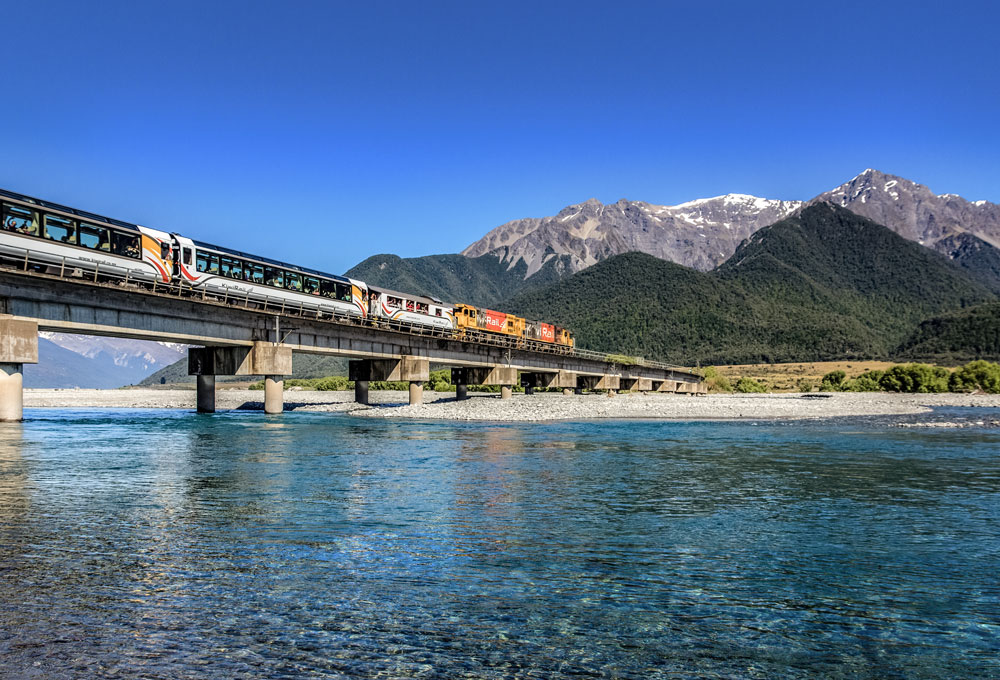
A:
[1,409,998,679]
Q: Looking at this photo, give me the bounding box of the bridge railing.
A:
[2,250,698,378]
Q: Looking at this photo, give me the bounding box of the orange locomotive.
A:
[454,304,573,349]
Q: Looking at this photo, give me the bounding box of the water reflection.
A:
[0,410,998,678]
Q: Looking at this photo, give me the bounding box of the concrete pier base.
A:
[563,388,573,396]
[196,374,216,413]
[500,385,512,400]
[524,385,534,395]
[264,376,283,414]
[0,363,24,422]
[354,380,369,405]
[0,316,39,422]
[409,381,423,405]
[456,384,468,401]
[574,387,583,395]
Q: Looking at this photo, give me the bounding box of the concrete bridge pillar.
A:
[196,374,215,413]
[189,342,292,413]
[454,366,517,400]
[0,316,38,422]
[351,357,429,406]
[455,383,468,401]
[264,376,284,414]
[409,381,423,405]
[354,380,369,405]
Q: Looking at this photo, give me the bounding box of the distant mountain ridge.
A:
[25,334,187,388]
[463,194,802,275]
[461,169,999,277]
[809,169,1000,249]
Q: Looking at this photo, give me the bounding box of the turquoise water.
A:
[0,409,998,679]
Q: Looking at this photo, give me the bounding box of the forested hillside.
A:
[507,204,996,365]
[346,252,571,308]
[895,302,1000,363]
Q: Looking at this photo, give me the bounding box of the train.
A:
[0,188,574,351]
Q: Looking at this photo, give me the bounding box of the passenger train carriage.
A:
[368,287,454,329]
[0,187,573,351]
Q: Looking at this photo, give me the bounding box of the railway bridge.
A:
[0,265,704,421]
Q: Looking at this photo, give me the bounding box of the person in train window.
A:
[406,300,414,311]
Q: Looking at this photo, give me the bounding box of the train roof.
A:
[192,239,351,283]
[0,187,141,232]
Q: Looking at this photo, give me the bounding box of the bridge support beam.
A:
[196,375,215,413]
[654,380,679,393]
[351,357,429,406]
[619,377,639,392]
[189,342,292,413]
[453,366,517,399]
[578,374,620,392]
[0,316,38,422]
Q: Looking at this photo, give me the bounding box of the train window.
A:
[78,222,110,250]
[2,203,39,236]
[264,267,283,288]
[416,302,428,314]
[387,296,401,309]
[196,251,209,272]
[248,264,264,284]
[221,257,242,280]
[319,280,337,298]
[435,308,442,317]
[285,272,302,291]
[183,248,192,265]
[303,276,320,295]
[336,283,352,302]
[208,255,220,274]
[110,231,141,259]
[44,214,76,244]
[160,242,171,260]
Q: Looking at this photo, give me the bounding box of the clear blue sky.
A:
[2,1,997,274]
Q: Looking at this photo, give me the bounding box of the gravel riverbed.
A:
[22,389,1000,422]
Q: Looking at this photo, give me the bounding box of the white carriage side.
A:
[177,237,368,318]
[368,286,455,330]
[0,189,175,282]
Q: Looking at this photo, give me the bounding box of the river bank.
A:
[21,388,1000,421]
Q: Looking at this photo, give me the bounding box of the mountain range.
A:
[462,169,1000,276]
[506,204,994,364]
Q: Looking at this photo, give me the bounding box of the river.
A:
[1,409,998,678]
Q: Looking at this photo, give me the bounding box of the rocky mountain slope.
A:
[809,169,1000,248]
[463,170,999,277]
[463,195,802,275]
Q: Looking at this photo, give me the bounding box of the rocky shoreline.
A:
[21,388,1000,422]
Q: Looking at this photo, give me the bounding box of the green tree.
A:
[734,377,767,393]
[949,360,1000,393]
